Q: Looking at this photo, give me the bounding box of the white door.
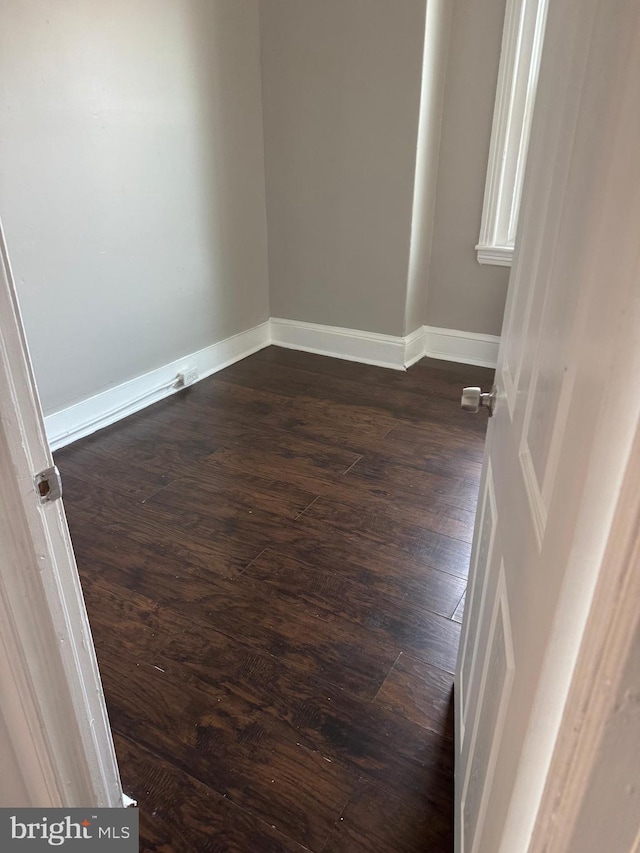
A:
[0,222,123,806]
[456,0,640,850]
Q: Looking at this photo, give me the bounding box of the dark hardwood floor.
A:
[56,347,492,853]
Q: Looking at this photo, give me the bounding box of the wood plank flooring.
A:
[55,347,492,853]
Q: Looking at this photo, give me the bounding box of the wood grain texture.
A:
[114,734,311,853]
[241,548,466,623]
[322,778,454,853]
[375,654,455,737]
[56,348,491,852]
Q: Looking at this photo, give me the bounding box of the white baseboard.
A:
[269,317,408,370]
[270,318,499,371]
[422,325,500,368]
[404,326,429,368]
[45,318,498,450]
[45,321,270,451]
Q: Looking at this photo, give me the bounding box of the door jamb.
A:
[0,221,123,807]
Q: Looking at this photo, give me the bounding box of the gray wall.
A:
[261,0,427,338]
[261,0,510,340]
[2,0,511,423]
[404,0,453,335]
[425,0,510,336]
[0,0,269,415]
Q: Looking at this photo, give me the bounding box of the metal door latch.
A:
[461,385,497,416]
[35,465,63,504]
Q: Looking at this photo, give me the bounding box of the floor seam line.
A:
[371,651,403,704]
[294,494,321,521]
[450,587,466,620]
[114,730,318,851]
[341,455,363,477]
[236,546,269,578]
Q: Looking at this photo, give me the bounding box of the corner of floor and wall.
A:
[0,0,510,453]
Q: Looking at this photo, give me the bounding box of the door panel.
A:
[461,566,514,853]
[459,463,497,743]
[455,0,640,850]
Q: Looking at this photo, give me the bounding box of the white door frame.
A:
[0,221,123,807]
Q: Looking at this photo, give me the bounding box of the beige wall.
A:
[425,0,510,336]
[0,0,269,415]
[261,0,427,338]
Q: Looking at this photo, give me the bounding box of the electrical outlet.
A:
[177,366,199,388]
